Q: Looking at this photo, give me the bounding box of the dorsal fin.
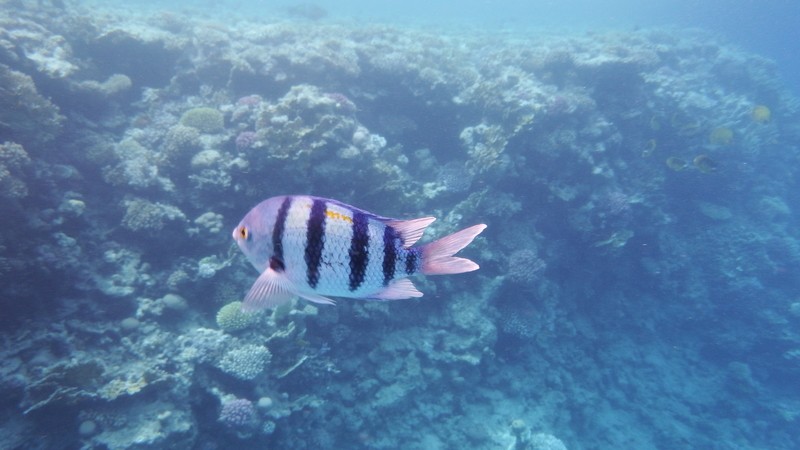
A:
[384,217,436,247]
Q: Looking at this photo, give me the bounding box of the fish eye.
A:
[239,226,249,240]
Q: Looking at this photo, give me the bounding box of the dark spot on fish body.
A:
[269,256,285,272]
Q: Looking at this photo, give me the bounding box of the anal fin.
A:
[369,278,423,301]
[296,291,336,306]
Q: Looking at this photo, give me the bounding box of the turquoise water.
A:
[104,0,800,91]
[1,1,799,449]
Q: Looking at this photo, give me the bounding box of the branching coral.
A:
[73,73,132,97]
[461,122,512,177]
[506,249,547,285]
[163,125,201,159]
[253,84,360,159]
[104,139,171,190]
[218,344,272,380]
[0,142,31,199]
[0,65,63,146]
[193,212,224,234]
[0,16,78,78]
[121,197,186,232]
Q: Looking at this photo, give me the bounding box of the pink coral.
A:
[236,95,262,107]
[219,398,256,428]
[235,131,257,149]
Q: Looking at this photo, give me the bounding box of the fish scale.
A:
[285,198,409,297]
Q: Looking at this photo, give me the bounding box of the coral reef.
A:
[0,2,799,450]
[218,344,272,380]
[219,397,257,428]
[0,65,63,147]
[179,107,225,134]
[506,248,547,285]
[0,142,32,199]
[121,197,186,232]
[216,301,256,332]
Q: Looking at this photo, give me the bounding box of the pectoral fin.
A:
[242,268,296,312]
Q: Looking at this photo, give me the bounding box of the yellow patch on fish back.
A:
[300,199,353,223]
[325,209,353,223]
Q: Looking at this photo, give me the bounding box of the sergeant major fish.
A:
[232,195,487,311]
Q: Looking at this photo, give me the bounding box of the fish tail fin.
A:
[421,224,486,275]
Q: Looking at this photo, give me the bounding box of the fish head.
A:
[232,196,285,271]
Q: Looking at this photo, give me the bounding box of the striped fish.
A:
[232,195,486,311]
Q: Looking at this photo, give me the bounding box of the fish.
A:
[693,154,718,173]
[751,105,771,123]
[232,195,487,312]
[665,156,688,171]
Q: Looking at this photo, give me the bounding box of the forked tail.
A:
[421,224,487,275]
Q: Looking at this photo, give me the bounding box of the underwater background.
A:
[1,0,799,449]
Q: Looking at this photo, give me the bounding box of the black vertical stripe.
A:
[348,212,369,291]
[382,227,397,285]
[305,199,327,288]
[405,249,418,275]
[271,196,292,272]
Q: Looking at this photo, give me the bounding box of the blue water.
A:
[164,0,800,92]
[2,0,800,449]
